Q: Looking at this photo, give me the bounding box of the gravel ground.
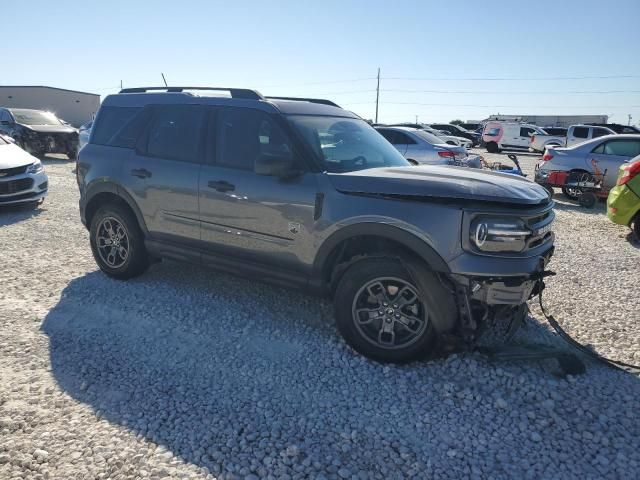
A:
[0,153,638,480]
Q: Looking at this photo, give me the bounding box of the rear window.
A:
[92,107,142,146]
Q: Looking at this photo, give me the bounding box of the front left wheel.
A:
[89,204,149,279]
[334,257,452,363]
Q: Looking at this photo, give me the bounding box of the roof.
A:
[0,85,100,97]
[102,91,357,118]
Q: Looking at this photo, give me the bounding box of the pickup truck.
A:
[529,125,615,153]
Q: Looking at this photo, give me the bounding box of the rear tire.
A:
[89,203,149,280]
[632,212,640,240]
[334,256,452,363]
[486,142,499,153]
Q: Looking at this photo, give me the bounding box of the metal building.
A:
[0,86,100,127]
[484,114,608,127]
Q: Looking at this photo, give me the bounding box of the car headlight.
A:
[469,216,530,253]
[26,160,43,174]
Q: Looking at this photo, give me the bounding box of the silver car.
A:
[535,134,640,198]
[375,126,468,165]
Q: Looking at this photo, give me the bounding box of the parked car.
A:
[389,124,473,148]
[79,120,93,150]
[78,86,555,363]
[375,126,469,164]
[429,123,480,146]
[460,123,481,132]
[587,123,640,135]
[0,108,79,159]
[482,121,546,153]
[535,134,640,199]
[607,154,640,238]
[529,125,615,153]
[0,133,48,208]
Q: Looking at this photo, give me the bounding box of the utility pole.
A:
[629,114,632,126]
[415,115,418,124]
[375,68,380,124]
[161,73,168,87]
[120,80,123,90]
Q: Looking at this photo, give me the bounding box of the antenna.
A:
[161,73,168,87]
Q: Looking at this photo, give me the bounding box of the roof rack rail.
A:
[118,87,263,100]
[265,96,340,108]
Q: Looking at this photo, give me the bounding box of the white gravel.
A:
[0,153,638,480]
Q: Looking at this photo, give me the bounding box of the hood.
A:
[22,124,78,134]
[328,165,550,206]
[0,143,40,169]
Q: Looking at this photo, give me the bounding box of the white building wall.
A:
[0,86,100,127]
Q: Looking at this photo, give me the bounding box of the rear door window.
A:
[572,127,589,139]
[144,104,205,163]
[599,140,640,157]
[393,131,416,145]
[519,127,535,137]
[592,127,611,138]
[92,107,142,146]
[376,129,397,144]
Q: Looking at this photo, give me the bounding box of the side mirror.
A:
[255,152,296,177]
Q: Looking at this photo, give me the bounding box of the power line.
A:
[382,89,640,95]
[382,74,640,81]
[342,101,640,109]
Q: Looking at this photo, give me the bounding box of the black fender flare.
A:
[82,181,148,235]
[313,223,450,276]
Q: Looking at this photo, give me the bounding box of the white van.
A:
[482,121,546,153]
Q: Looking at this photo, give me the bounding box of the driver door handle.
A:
[131,168,152,178]
[208,180,235,192]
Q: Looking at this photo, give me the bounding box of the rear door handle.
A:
[208,180,235,192]
[131,168,152,178]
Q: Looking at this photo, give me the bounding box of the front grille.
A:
[524,208,555,251]
[0,177,34,195]
[0,164,28,178]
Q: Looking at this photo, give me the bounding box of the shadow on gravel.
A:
[552,199,606,216]
[0,203,43,226]
[41,264,640,478]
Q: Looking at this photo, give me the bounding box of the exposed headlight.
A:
[26,160,43,174]
[469,216,530,252]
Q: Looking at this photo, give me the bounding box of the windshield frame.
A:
[287,114,411,174]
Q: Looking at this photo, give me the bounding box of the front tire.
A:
[632,212,640,240]
[89,204,149,279]
[334,257,450,363]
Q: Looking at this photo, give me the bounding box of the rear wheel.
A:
[334,257,451,363]
[632,212,640,240]
[89,204,149,279]
[562,170,590,200]
[486,142,500,153]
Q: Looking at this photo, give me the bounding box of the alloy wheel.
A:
[95,216,130,268]
[351,277,428,350]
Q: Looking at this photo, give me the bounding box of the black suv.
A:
[77,87,554,363]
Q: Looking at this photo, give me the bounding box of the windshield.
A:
[414,130,446,145]
[288,116,410,173]
[11,109,61,126]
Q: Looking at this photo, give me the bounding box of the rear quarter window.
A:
[92,106,142,147]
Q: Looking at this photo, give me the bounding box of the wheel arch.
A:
[313,223,450,294]
[83,183,148,235]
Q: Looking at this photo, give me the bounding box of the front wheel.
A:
[486,142,500,153]
[89,204,149,279]
[632,212,640,240]
[334,257,449,363]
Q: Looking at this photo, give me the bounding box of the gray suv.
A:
[77,87,555,363]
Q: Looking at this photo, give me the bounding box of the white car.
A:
[79,120,92,150]
[482,121,546,153]
[0,134,48,208]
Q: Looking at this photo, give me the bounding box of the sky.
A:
[3,0,640,125]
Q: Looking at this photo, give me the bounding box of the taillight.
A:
[542,152,553,161]
[438,151,455,158]
[617,161,640,186]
